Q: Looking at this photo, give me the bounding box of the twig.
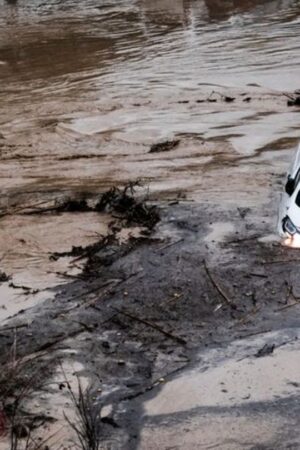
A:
[275,301,300,312]
[157,238,184,252]
[0,324,28,333]
[111,306,187,346]
[232,306,260,327]
[36,327,86,353]
[282,92,297,101]
[46,270,85,280]
[0,199,53,219]
[203,259,233,307]
[261,258,300,265]
[227,235,260,245]
[238,329,271,339]
[249,272,268,278]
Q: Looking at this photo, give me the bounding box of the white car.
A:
[280,143,300,239]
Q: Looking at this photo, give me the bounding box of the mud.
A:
[2,194,300,448]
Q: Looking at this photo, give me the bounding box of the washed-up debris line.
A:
[26,182,160,230]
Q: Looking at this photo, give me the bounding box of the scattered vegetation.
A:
[64,379,102,450]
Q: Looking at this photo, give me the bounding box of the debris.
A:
[213,304,223,313]
[255,343,275,358]
[261,258,300,265]
[157,238,184,252]
[0,271,10,282]
[226,235,260,245]
[111,306,187,346]
[26,197,92,215]
[95,182,160,229]
[50,183,159,265]
[239,329,271,339]
[101,417,119,428]
[149,140,180,153]
[276,301,300,312]
[287,381,300,388]
[237,207,250,219]
[8,281,39,295]
[224,96,235,103]
[249,272,268,278]
[117,360,125,366]
[287,96,300,107]
[203,259,235,308]
[243,97,252,102]
[206,90,235,103]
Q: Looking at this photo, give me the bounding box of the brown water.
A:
[0,0,300,319]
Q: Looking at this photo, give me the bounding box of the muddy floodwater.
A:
[1,1,300,449]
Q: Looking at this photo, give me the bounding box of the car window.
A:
[295,168,300,187]
[296,190,300,207]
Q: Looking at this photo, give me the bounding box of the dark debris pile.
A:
[95,182,159,229]
[149,140,180,154]
[0,271,10,283]
[50,183,160,273]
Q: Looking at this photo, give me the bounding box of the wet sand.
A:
[1,0,300,448]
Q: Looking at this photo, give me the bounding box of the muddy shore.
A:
[1,0,300,448]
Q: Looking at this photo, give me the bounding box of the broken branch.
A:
[203,259,234,307]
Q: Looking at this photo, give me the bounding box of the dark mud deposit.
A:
[1,195,300,448]
[1,0,300,449]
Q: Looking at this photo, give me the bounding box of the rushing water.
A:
[1,0,300,90]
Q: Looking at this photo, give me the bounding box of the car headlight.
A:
[283,216,297,235]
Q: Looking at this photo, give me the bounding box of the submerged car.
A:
[280,143,300,238]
